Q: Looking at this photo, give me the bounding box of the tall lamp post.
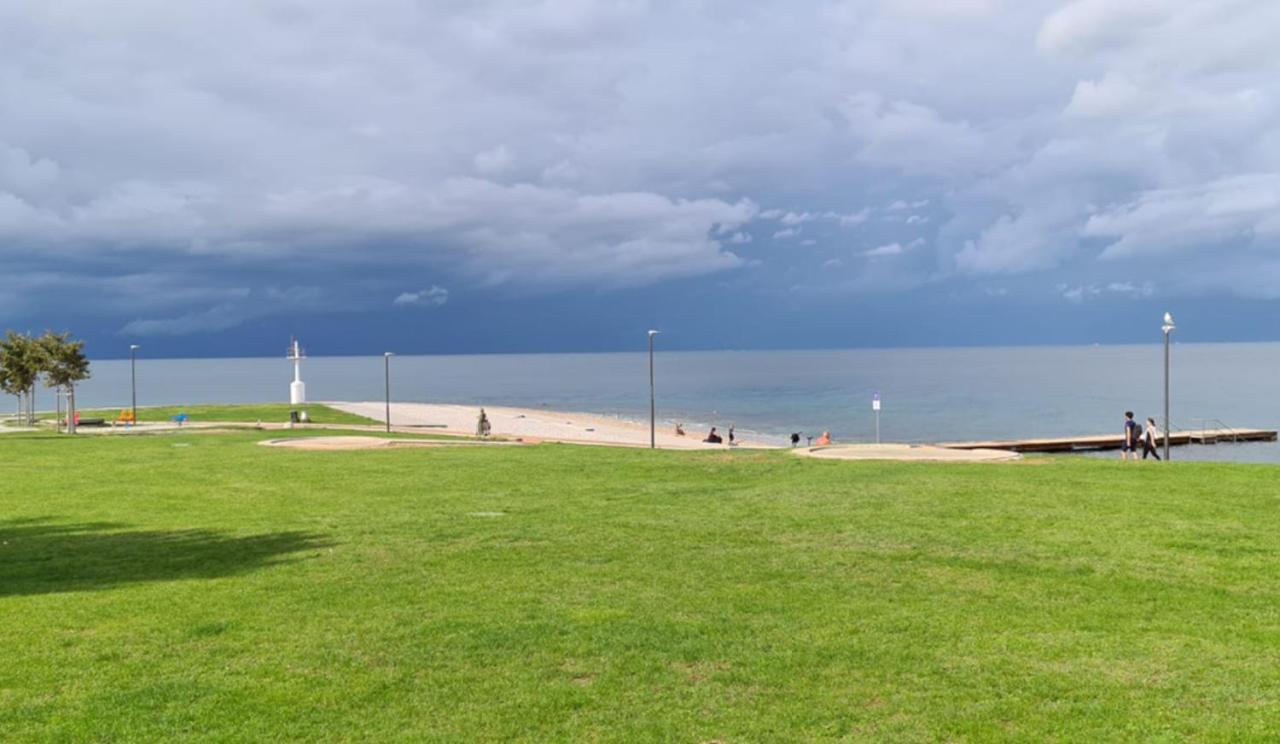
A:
[129,344,140,426]
[384,352,394,433]
[648,330,661,449]
[1162,312,1176,461]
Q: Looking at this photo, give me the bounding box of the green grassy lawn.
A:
[74,403,378,426]
[3,432,1280,740]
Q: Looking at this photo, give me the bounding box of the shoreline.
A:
[328,401,779,449]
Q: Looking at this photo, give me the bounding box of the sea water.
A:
[50,343,1280,463]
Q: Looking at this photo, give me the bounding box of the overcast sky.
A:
[4,0,1280,357]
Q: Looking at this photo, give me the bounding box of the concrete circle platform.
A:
[795,443,1020,462]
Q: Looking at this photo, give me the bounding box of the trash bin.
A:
[289,410,300,424]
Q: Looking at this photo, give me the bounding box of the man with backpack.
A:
[1122,411,1139,461]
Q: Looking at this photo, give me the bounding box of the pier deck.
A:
[941,428,1277,454]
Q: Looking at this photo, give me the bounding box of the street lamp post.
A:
[129,344,140,426]
[384,352,394,433]
[1162,312,1176,461]
[648,330,660,449]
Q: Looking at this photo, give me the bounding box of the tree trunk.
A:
[67,384,76,435]
[28,384,35,426]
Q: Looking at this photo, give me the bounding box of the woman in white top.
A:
[1142,417,1162,460]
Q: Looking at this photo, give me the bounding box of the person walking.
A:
[1122,411,1138,461]
[1142,417,1162,460]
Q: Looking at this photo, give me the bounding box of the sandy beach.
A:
[328,401,772,449]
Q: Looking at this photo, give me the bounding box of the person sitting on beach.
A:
[703,427,723,444]
[815,431,832,446]
[675,423,686,436]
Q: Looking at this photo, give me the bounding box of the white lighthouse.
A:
[287,338,307,404]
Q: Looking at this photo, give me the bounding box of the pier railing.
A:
[1188,418,1241,444]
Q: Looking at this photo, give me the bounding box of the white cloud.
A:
[772,228,800,240]
[1084,174,1280,260]
[1059,284,1098,303]
[778,211,814,226]
[955,203,1081,275]
[825,208,871,227]
[473,145,514,176]
[1058,280,1154,303]
[394,286,449,307]
[1037,1,1169,56]
[842,93,990,173]
[865,243,905,257]
[1106,281,1154,297]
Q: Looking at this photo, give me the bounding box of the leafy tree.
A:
[40,331,91,434]
[0,331,41,426]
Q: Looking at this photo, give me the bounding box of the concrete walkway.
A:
[795,443,1021,462]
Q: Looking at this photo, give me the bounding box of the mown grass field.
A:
[2,424,1280,740]
[74,403,378,426]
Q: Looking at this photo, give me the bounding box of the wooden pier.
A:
[940,428,1277,454]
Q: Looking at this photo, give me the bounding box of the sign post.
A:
[872,391,881,444]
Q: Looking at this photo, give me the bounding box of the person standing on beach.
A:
[1142,417,1162,460]
[728,425,735,446]
[1122,411,1138,460]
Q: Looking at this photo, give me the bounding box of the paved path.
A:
[795,443,1020,462]
[258,435,523,451]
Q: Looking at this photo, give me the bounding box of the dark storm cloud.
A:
[2,0,1280,344]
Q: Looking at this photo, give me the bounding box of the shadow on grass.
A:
[0,517,333,597]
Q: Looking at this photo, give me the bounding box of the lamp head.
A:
[384,351,394,357]
[647,329,661,337]
[1162,312,1176,333]
[130,344,140,350]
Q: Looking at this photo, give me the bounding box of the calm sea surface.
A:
[39,343,1280,463]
